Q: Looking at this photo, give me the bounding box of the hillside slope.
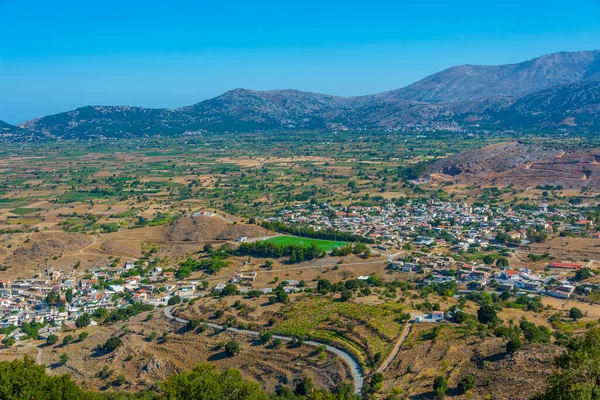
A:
[428,142,600,189]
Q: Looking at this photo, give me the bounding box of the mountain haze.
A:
[13,49,600,140]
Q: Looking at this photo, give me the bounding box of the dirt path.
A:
[376,321,413,373]
[164,305,364,394]
[67,234,138,260]
[35,347,43,365]
[76,235,98,256]
[214,214,234,224]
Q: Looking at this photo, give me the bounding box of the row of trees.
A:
[330,242,371,258]
[236,241,324,263]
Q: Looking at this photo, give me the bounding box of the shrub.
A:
[225,340,240,357]
[506,335,522,354]
[433,376,448,399]
[259,331,273,344]
[102,336,122,353]
[458,374,476,393]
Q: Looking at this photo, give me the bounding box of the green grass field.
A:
[10,207,43,215]
[264,235,347,251]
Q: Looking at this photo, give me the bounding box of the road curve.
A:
[163,305,364,394]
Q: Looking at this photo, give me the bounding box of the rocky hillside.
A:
[428,143,564,176]
[464,80,600,131]
[13,49,600,139]
[429,142,600,189]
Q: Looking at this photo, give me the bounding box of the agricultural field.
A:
[1,133,600,399]
[273,295,407,367]
[0,131,493,275]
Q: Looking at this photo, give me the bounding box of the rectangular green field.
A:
[10,207,43,215]
[264,235,347,251]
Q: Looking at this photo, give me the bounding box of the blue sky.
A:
[1,0,600,124]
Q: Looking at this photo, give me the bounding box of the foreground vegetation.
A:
[0,358,358,400]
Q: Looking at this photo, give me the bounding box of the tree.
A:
[496,257,509,268]
[570,307,584,320]
[75,313,91,328]
[62,335,73,346]
[295,377,314,396]
[225,340,240,357]
[259,331,273,344]
[340,290,352,302]
[102,336,122,352]
[453,310,469,324]
[482,254,495,265]
[162,363,269,400]
[59,353,69,365]
[458,374,476,393]
[433,376,448,399]
[65,288,73,303]
[78,332,88,341]
[46,334,58,346]
[45,291,61,307]
[168,295,182,305]
[477,304,498,325]
[533,326,600,399]
[221,284,238,296]
[506,335,522,354]
[186,319,200,331]
[575,268,593,281]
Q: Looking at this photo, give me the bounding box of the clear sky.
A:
[1,0,600,124]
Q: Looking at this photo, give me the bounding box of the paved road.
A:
[163,306,364,394]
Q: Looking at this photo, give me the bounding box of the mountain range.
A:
[5,49,600,140]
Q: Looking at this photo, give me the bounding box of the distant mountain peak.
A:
[385,49,600,103]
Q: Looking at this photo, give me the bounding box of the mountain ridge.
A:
[14,49,600,140]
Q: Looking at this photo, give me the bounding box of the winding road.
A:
[163,305,364,394]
